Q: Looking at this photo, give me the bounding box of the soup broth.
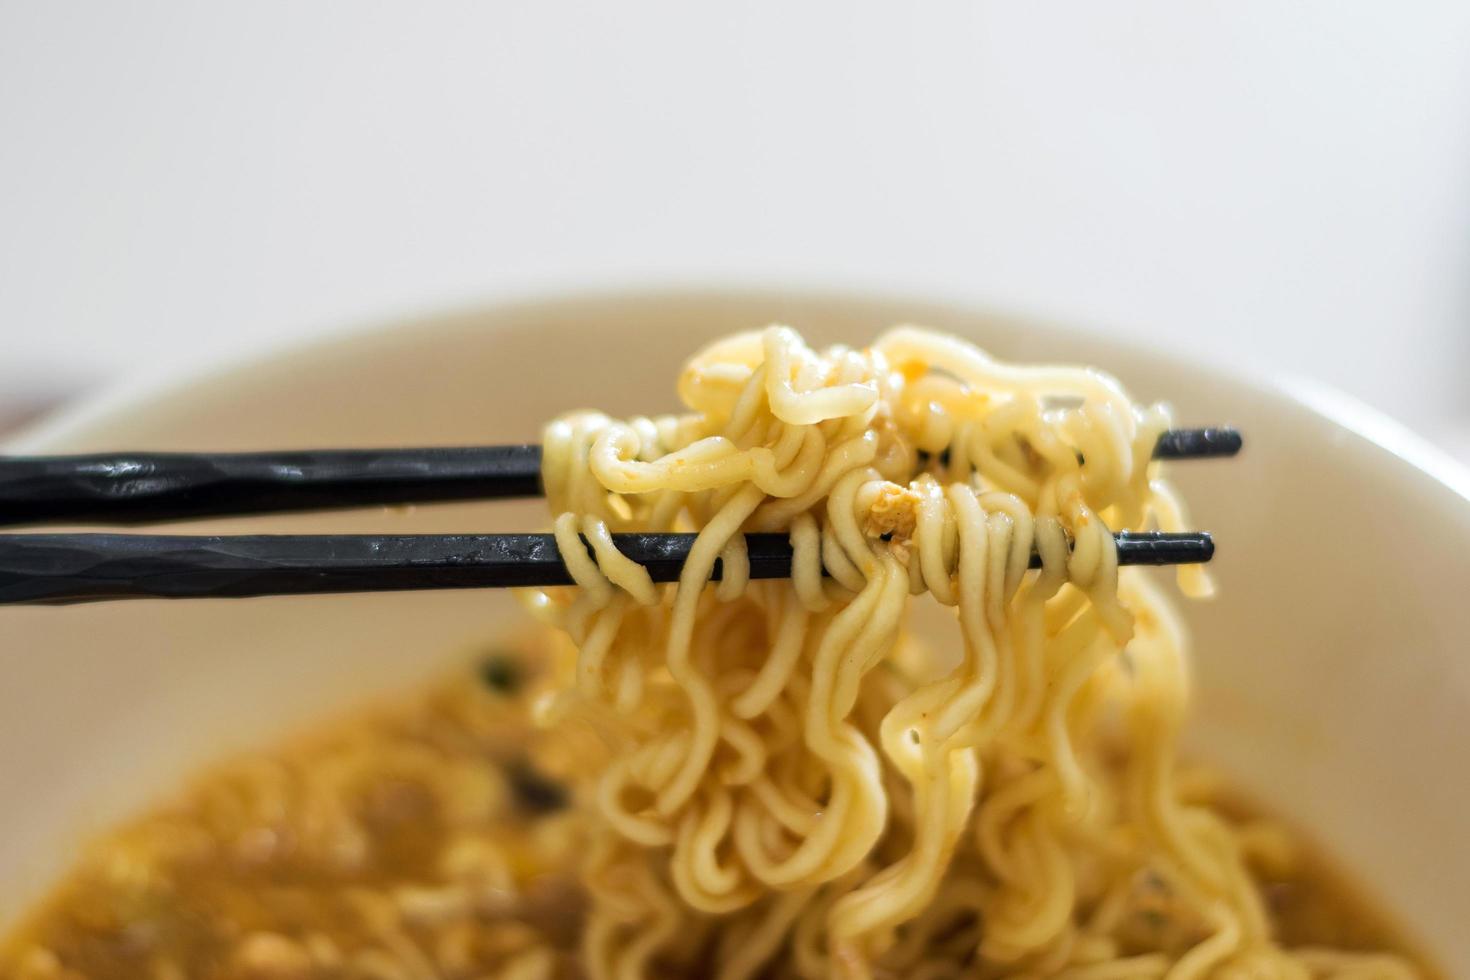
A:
[0,635,1433,980]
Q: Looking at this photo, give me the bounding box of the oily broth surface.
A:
[0,636,1433,980]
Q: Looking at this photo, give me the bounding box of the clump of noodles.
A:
[531,326,1417,980]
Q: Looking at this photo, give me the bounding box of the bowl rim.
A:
[10,281,1470,511]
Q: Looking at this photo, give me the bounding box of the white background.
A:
[3,2,1469,451]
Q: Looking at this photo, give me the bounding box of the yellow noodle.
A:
[533,324,1421,980]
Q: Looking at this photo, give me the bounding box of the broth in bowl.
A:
[1,639,1433,980]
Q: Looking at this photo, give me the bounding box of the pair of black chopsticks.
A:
[0,429,1238,604]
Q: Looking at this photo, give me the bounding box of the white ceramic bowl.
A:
[2,288,1466,969]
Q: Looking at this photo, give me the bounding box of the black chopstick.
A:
[0,429,1240,528]
[0,446,543,527]
[0,530,1212,604]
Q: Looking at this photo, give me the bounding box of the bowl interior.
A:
[3,289,1466,969]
